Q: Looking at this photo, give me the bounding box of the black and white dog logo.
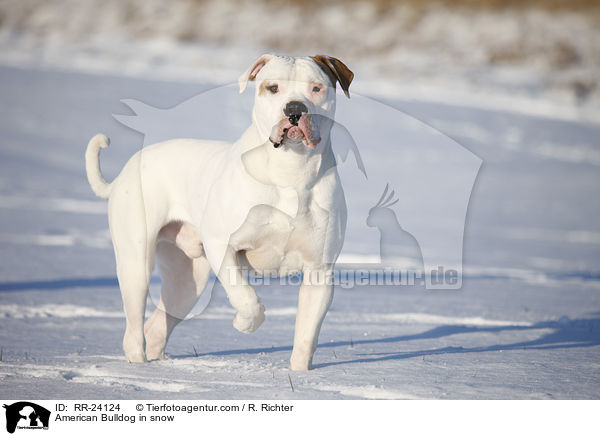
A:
[3,402,50,434]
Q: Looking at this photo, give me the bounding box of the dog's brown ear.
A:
[311,55,354,98]
[238,54,274,94]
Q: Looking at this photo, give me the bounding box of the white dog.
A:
[85,54,353,370]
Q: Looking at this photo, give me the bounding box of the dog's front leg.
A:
[205,242,265,333]
[290,268,334,370]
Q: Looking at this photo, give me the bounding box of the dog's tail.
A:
[85,133,112,199]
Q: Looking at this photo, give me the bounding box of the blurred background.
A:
[0,0,598,121]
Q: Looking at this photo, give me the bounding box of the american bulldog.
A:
[85,54,353,370]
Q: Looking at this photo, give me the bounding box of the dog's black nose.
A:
[284,101,308,125]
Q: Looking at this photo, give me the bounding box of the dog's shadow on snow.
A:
[186,315,600,369]
[2,277,598,369]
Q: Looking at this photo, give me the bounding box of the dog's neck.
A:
[240,125,334,192]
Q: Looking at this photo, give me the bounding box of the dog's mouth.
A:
[269,114,321,149]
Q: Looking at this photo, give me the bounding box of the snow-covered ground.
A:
[0,64,599,399]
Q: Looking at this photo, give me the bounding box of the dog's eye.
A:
[267,84,279,94]
[312,86,321,93]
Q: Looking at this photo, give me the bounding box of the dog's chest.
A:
[231,189,329,274]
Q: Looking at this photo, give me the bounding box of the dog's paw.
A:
[290,352,313,371]
[125,350,147,363]
[290,361,312,371]
[233,303,266,333]
[145,347,167,361]
[123,333,147,363]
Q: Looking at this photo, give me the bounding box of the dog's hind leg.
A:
[112,230,156,363]
[109,156,157,363]
[144,239,211,360]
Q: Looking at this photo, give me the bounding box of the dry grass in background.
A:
[0,0,598,108]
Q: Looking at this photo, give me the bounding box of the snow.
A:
[0,304,123,319]
[0,65,598,400]
[0,195,107,215]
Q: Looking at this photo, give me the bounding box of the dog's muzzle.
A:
[270,101,321,149]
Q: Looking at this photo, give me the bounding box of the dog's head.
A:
[239,54,353,150]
